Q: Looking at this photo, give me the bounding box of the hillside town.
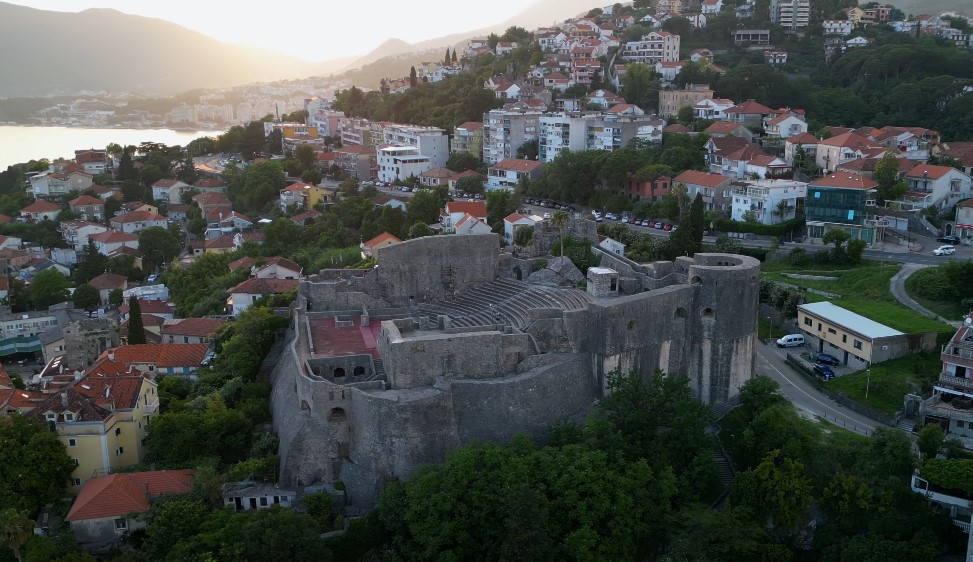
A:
[3,0,973,560]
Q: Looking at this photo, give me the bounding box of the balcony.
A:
[942,342,973,371]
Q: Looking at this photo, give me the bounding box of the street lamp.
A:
[865,368,872,400]
[765,316,772,341]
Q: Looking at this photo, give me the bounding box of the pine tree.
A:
[127,296,146,345]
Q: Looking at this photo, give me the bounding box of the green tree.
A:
[670,193,704,257]
[139,226,182,271]
[0,415,74,513]
[454,173,485,195]
[73,240,107,284]
[409,66,418,88]
[446,152,481,173]
[514,225,534,246]
[301,168,322,185]
[407,188,446,225]
[294,144,316,171]
[486,190,520,233]
[621,63,660,111]
[874,151,907,203]
[108,288,124,307]
[144,408,253,467]
[822,227,851,251]
[140,499,210,562]
[127,296,146,344]
[917,423,945,460]
[732,449,813,532]
[71,283,99,310]
[28,269,70,310]
[408,221,433,239]
[0,509,33,562]
[847,238,867,264]
[739,375,784,416]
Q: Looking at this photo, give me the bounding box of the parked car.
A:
[641,219,650,227]
[938,235,961,244]
[813,364,835,380]
[815,353,841,366]
[654,222,664,230]
[663,223,673,231]
[934,245,956,256]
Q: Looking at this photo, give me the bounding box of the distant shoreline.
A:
[0,123,226,134]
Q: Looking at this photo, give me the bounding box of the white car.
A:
[543,212,552,219]
[934,245,956,256]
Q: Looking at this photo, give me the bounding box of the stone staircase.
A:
[897,417,917,434]
[709,397,740,422]
[418,278,590,330]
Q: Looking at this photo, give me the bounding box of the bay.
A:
[0,126,227,171]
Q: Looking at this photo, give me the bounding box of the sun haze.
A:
[9,0,535,60]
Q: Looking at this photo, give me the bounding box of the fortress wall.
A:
[340,388,460,506]
[449,355,599,444]
[373,234,500,306]
[302,275,390,312]
[382,330,530,389]
[594,248,686,292]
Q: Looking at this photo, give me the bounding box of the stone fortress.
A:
[270,230,760,507]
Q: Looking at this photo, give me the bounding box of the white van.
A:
[776,334,805,348]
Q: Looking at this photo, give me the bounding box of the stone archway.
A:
[513,266,523,281]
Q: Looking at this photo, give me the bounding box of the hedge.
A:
[921,458,973,495]
[713,217,805,237]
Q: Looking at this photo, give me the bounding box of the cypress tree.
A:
[409,66,418,87]
[127,296,146,344]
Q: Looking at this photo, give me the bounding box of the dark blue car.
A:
[816,353,841,366]
[814,364,835,380]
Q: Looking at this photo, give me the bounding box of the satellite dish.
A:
[964,316,972,327]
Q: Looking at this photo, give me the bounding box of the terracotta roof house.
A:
[68,195,106,221]
[90,231,139,256]
[227,278,299,316]
[192,234,236,256]
[228,257,258,272]
[110,211,168,235]
[21,200,63,222]
[487,159,544,191]
[441,201,488,233]
[66,470,194,548]
[362,232,403,258]
[88,273,129,304]
[673,170,734,211]
[100,344,211,376]
[723,100,774,126]
[815,132,884,172]
[290,210,322,225]
[503,212,537,245]
[161,318,228,345]
[704,121,753,141]
[118,299,174,322]
[252,256,303,280]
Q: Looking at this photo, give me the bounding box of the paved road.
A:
[755,341,879,435]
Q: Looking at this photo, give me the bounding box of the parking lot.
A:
[522,197,676,237]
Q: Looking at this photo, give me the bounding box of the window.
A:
[817,323,822,331]
[46,413,56,421]
[958,420,966,429]
[68,438,77,447]
[853,339,863,350]
[803,317,812,326]
[842,335,847,343]
[115,427,121,436]
[260,497,268,507]
[117,446,124,455]
[828,328,836,335]
[64,413,74,421]
[114,518,128,531]
[73,478,82,486]
[72,458,79,466]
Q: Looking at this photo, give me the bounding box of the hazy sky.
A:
[12,0,535,60]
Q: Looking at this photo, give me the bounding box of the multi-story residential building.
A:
[537,109,665,162]
[169,105,196,124]
[29,171,94,199]
[110,211,168,235]
[730,179,806,224]
[21,200,63,222]
[784,132,820,165]
[805,173,879,243]
[68,195,106,222]
[701,0,723,14]
[383,124,449,168]
[895,163,973,212]
[334,145,375,179]
[861,5,891,25]
[815,132,884,173]
[486,159,544,191]
[150,179,190,203]
[161,318,227,345]
[90,231,139,256]
[771,0,810,33]
[672,170,733,212]
[621,31,681,64]
[732,29,771,45]
[74,150,108,176]
[692,97,735,120]
[763,112,808,139]
[482,108,543,165]
[60,221,109,251]
[823,19,853,36]
[452,122,483,157]
[377,146,433,183]
[27,376,159,492]
[659,84,715,118]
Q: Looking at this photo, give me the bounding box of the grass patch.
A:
[761,260,953,335]
[824,352,942,414]
[757,317,789,341]
[905,267,968,322]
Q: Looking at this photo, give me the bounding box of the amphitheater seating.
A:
[418,278,590,330]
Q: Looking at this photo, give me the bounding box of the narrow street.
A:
[755,341,879,436]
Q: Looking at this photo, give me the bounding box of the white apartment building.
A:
[383,125,450,168]
[730,179,806,224]
[822,19,853,36]
[621,31,680,65]
[169,105,196,124]
[538,111,667,162]
[482,109,543,165]
[377,147,433,183]
[693,98,736,120]
[771,0,810,33]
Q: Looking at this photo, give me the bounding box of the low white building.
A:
[730,179,807,224]
[486,159,544,191]
[377,146,433,183]
[503,212,538,245]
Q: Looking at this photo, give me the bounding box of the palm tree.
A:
[550,210,570,282]
[0,509,33,562]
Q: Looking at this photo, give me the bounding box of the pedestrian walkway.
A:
[889,263,961,328]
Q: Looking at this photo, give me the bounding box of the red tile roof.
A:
[119,299,173,316]
[161,318,227,338]
[906,163,956,180]
[0,214,11,224]
[705,121,746,134]
[493,159,542,173]
[787,132,819,145]
[28,388,112,423]
[111,210,166,224]
[76,375,150,410]
[88,273,128,290]
[456,122,484,131]
[66,470,195,521]
[664,124,692,133]
[194,178,223,188]
[152,179,180,188]
[69,195,105,207]
[228,257,258,271]
[192,192,231,205]
[810,173,879,190]
[725,100,773,115]
[21,200,62,213]
[363,232,402,248]
[90,231,138,244]
[104,344,211,368]
[445,201,488,218]
[290,210,322,224]
[673,170,732,188]
[228,278,299,295]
